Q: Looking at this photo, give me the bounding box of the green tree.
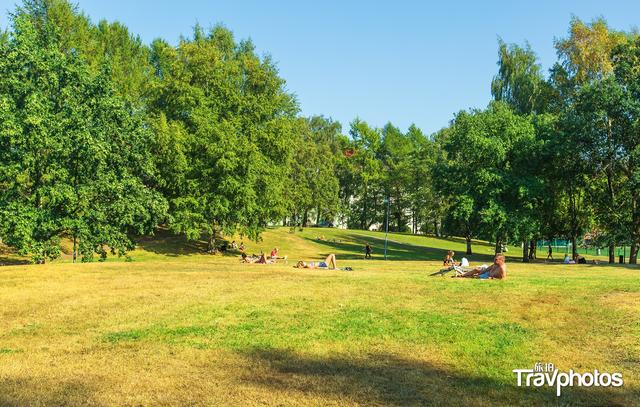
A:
[0,2,166,263]
[286,117,340,227]
[611,37,640,263]
[345,120,385,230]
[491,39,550,114]
[407,125,446,235]
[436,103,536,256]
[147,26,299,250]
[381,123,413,232]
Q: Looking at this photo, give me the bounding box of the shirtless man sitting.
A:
[455,253,507,279]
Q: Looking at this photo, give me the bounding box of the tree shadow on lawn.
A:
[348,231,499,250]
[135,228,241,258]
[0,376,98,406]
[135,229,206,257]
[0,243,30,267]
[0,256,30,267]
[307,233,499,263]
[239,348,637,406]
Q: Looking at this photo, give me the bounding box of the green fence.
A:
[536,240,630,259]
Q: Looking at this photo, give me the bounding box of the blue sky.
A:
[1,0,639,135]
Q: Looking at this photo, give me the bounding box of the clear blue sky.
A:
[1,0,639,135]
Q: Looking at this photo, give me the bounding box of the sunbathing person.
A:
[455,253,507,279]
[241,253,259,263]
[241,253,273,264]
[295,254,338,269]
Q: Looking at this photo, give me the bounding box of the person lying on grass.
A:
[295,254,338,269]
[241,253,273,264]
[454,253,507,279]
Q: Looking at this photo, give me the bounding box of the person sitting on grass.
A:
[295,254,338,269]
[438,250,459,272]
[270,247,287,261]
[256,253,273,264]
[443,250,456,267]
[454,253,507,279]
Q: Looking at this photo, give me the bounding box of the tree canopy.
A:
[2,2,640,264]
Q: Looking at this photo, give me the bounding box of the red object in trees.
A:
[343,148,355,157]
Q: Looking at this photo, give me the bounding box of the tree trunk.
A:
[568,183,581,261]
[529,240,537,259]
[302,209,309,228]
[207,225,219,254]
[434,221,440,238]
[608,243,615,264]
[316,205,321,226]
[395,196,402,232]
[522,241,529,263]
[631,195,640,264]
[466,236,472,255]
[412,209,417,234]
[207,233,215,253]
[630,243,638,265]
[361,186,368,230]
[73,235,77,263]
[494,236,502,255]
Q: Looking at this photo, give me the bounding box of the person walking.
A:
[364,243,373,259]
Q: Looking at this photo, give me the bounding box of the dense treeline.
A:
[1,1,640,264]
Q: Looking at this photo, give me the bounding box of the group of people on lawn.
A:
[236,239,508,279]
[441,250,507,279]
[240,246,338,269]
[241,247,287,264]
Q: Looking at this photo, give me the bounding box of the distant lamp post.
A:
[384,196,390,260]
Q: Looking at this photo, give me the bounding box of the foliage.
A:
[0,2,166,263]
[3,1,640,264]
[146,25,299,248]
[491,39,550,114]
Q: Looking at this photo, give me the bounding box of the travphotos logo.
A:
[513,363,624,396]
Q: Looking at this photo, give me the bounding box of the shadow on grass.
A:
[0,243,30,267]
[135,229,207,257]
[0,377,97,406]
[0,256,30,266]
[239,348,636,406]
[135,228,242,258]
[306,233,500,263]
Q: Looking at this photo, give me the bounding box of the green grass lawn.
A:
[1,228,639,405]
